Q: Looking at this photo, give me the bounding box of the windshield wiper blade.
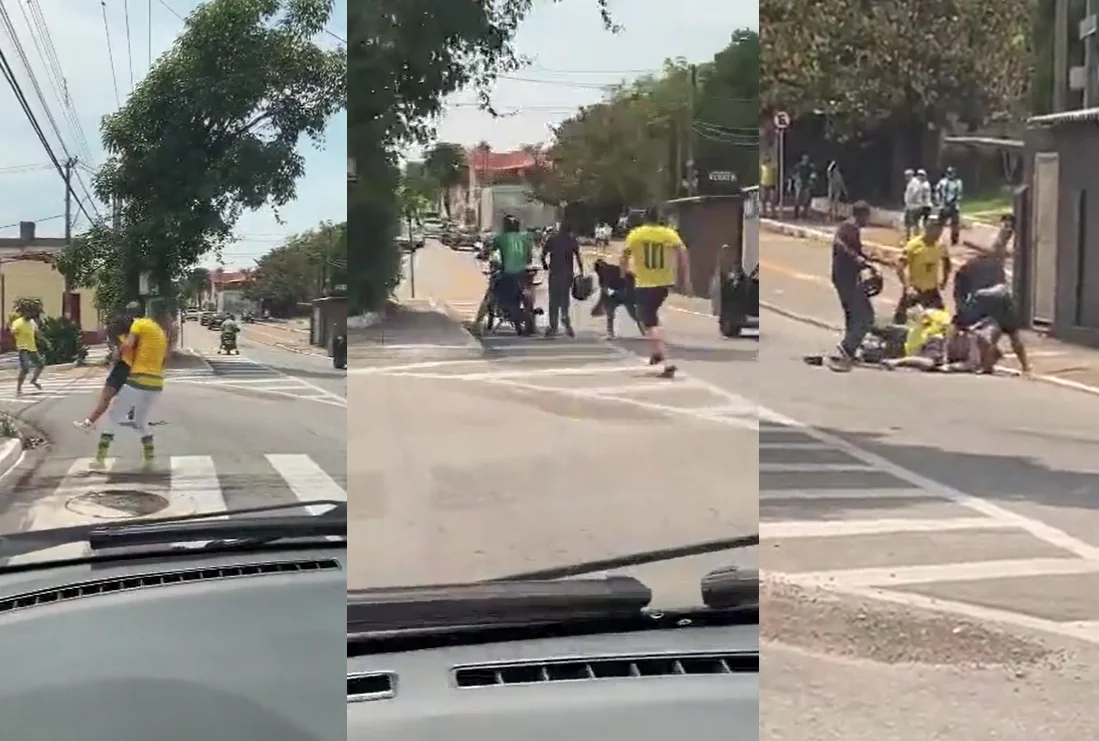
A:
[347,576,651,635]
[485,533,759,582]
[0,500,345,558]
[87,504,346,550]
[700,565,759,609]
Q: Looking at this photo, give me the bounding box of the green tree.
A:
[63,0,345,314]
[349,0,616,312]
[527,31,759,208]
[760,0,1030,137]
[182,266,211,306]
[423,142,467,218]
[244,221,347,315]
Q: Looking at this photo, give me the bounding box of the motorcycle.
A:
[479,260,541,336]
[717,264,760,338]
[217,329,240,355]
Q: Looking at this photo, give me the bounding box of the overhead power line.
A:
[0,43,95,223]
[100,0,121,107]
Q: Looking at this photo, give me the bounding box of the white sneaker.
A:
[73,419,94,433]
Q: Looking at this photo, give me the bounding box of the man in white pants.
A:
[91,302,169,470]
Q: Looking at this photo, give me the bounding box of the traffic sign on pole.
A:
[773,111,790,130]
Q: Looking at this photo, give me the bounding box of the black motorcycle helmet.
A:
[860,265,884,298]
[502,214,520,233]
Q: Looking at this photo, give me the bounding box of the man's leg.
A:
[131,389,161,463]
[559,284,574,337]
[28,352,43,387]
[94,384,138,468]
[605,298,617,337]
[15,352,28,395]
[545,281,562,335]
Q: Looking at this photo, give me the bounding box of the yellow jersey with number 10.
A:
[624,224,684,288]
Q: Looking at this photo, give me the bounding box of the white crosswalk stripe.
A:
[6,453,345,564]
[194,353,346,406]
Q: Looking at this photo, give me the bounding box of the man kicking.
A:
[74,303,141,431]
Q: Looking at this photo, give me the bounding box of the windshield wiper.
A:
[347,576,651,636]
[0,500,346,560]
[485,534,759,611]
[87,502,346,551]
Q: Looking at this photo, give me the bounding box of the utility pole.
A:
[685,64,698,196]
[1055,0,1069,112]
[63,157,75,244]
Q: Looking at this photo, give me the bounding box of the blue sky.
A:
[0,0,346,270]
[413,0,758,157]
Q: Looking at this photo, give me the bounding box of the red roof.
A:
[212,268,252,286]
[466,148,544,173]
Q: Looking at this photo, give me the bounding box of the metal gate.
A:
[1031,153,1060,325]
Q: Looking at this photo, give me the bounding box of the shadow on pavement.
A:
[816,424,1099,517]
[613,337,758,363]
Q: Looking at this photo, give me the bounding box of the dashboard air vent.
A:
[347,672,397,702]
[0,558,341,616]
[454,651,757,687]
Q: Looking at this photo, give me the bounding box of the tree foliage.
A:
[760,0,1031,133]
[63,0,345,314]
[422,143,467,217]
[350,0,616,312]
[244,221,347,315]
[527,30,759,210]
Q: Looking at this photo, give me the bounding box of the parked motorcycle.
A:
[717,264,759,338]
[479,261,541,336]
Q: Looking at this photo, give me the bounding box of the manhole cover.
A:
[67,489,170,519]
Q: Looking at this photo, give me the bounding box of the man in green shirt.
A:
[472,215,535,333]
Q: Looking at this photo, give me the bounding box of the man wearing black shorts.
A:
[619,207,689,378]
[74,303,141,431]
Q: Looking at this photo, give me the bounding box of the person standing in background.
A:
[935,166,964,246]
[760,157,777,218]
[11,304,46,397]
[826,161,846,222]
[792,154,816,221]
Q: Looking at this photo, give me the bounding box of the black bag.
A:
[571,274,594,301]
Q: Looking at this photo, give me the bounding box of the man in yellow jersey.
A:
[619,206,689,378]
[759,158,776,217]
[91,301,169,469]
[893,214,951,324]
[10,304,45,397]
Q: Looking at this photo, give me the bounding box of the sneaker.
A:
[648,354,664,366]
[826,352,854,372]
[659,364,677,379]
[73,419,94,433]
[564,326,575,338]
[31,381,41,391]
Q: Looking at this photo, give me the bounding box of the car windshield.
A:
[350,6,759,618]
[0,6,346,565]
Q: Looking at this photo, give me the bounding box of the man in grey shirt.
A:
[541,222,584,337]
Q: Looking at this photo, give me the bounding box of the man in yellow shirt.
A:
[760,159,776,217]
[894,214,951,324]
[91,301,170,469]
[619,207,689,378]
[10,305,45,397]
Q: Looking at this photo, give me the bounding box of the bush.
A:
[38,316,86,365]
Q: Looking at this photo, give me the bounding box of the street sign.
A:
[773,111,790,130]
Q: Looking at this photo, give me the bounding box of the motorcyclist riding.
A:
[220,314,240,353]
[472,214,536,334]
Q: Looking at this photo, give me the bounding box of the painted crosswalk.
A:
[6,453,345,564]
[758,412,1099,645]
[194,353,346,406]
[0,354,344,407]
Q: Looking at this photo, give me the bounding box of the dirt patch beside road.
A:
[761,579,1060,672]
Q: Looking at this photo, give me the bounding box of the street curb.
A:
[275,342,328,358]
[0,437,24,483]
[760,301,1099,397]
[427,298,486,352]
[760,219,902,263]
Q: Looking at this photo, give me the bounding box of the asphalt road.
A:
[0,328,346,563]
[347,241,759,596]
[759,230,1099,739]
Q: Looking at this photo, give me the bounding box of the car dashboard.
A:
[0,544,347,741]
[348,622,758,740]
